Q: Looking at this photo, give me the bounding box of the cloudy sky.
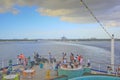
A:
[0,0,120,39]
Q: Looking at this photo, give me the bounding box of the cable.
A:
[80,0,112,38]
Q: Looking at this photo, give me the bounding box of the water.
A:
[75,41,120,64]
[0,40,120,71]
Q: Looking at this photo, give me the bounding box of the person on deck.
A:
[36,53,39,59]
[48,52,52,63]
[18,54,22,64]
[80,56,83,65]
[63,53,67,60]
[33,52,37,62]
[74,60,78,68]
[62,52,65,60]
[107,65,112,74]
[23,58,28,69]
[27,56,32,69]
[17,55,19,64]
[77,55,81,65]
[21,54,25,60]
[116,65,120,75]
[87,59,91,67]
[20,53,25,65]
[70,53,74,63]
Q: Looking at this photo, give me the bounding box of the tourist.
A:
[63,53,67,60]
[48,52,52,63]
[55,61,61,70]
[116,65,120,75]
[17,55,19,64]
[2,68,7,74]
[23,58,28,69]
[63,58,67,68]
[53,57,56,63]
[77,55,81,65]
[70,53,74,63]
[107,65,112,74]
[36,53,39,59]
[20,53,25,60]
[70,63,74,69]
[74,56,77,62]
[62,52,65,60]
[18,54,22,64]
[80,56,83,65]
[20,53,25,65]
[76,54,79,62]
[33,52,36,62]
[74,60,78,68]
[87,59,91,67]
[27,56,32,69]
[63,58,67,64]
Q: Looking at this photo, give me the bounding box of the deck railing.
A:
[0,55,119,75]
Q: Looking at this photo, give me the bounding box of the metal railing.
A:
[0,54,119,74]
[0,57,17,69]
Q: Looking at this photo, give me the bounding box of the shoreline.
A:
[0,39,120,42]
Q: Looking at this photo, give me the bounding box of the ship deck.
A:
[17,63,57,80]
[1,62,119,80]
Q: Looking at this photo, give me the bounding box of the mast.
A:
[80,0,115,72]
[111,34,115,72]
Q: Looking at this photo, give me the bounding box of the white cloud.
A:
[104,21,120,27]
[0,0,19,14]
[11,8,19,14]
[61,16,94,23]
[37,8,74,16]
[0,0,120,27]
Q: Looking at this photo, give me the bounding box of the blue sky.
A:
[0,0,120,39]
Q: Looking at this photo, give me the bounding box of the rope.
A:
[80,0,112,38]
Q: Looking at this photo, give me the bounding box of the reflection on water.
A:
[0,40,120,70]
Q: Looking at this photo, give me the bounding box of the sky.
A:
[0,0,120,39]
